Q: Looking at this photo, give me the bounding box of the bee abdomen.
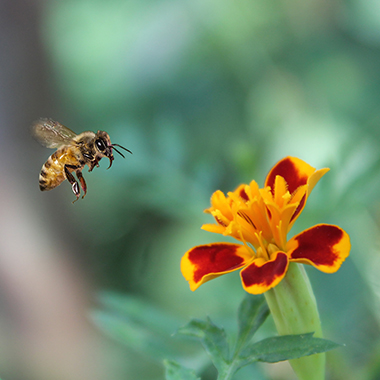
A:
[39,168,50,191]
[39,154,65,191]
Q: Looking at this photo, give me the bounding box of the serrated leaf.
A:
[176,317,230,372]
[164,360,201,380]
[239,332,341,365]
[236,294,269,350]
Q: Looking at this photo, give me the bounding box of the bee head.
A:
[95,131,132,169]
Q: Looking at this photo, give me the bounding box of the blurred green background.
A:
[1,0,380,379]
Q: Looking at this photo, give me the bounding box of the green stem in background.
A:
[264,263,325,380]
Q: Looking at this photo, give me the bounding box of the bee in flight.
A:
[32,118,131,203]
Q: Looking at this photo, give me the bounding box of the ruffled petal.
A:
[181,243,252,291]
[240,251,289,294]
[202,187,250,239]
[265,156,325,194]
[265,157,329,227]
[287,224,350,273]
[204,190,233,223]
[230,183,250,202]
[201,223,227,235]
[307,166,330,194]
[261,196,299,250]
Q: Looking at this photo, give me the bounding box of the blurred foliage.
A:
[16,0,380,378]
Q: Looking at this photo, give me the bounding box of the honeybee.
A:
[32,118,131,203]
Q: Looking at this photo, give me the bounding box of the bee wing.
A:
[31,118,78,148]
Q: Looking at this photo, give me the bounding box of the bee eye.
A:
[96,139,106,151]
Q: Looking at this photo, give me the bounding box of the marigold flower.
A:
[181,156,350,294]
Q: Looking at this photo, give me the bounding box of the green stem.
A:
[264,263,325,380]
[217,364,238,380]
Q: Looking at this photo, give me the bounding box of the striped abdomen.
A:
[39,147,83,191]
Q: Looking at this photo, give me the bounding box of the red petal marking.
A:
[266,205,272,220]
[266,157,309,195]
[240,252,288,290]
[289,225,344,266]
[189,243,248,283]
[215,215,228,227]
[237,210,257,230]
[290,194,306,223]
[239,187,249,201]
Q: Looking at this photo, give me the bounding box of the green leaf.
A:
[164,360,201,380]
[236,294,269,351]
[176,317,230,372]
[175,296,272,380]
[239,332,341,365]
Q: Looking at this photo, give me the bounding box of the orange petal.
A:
[205,190,233,219]
[181,243,252,291]
[266,157,316,193]
[265,157,329,227]
[201,223,227,234]
[240,251,289,294]
[287,224,350,273]
[231,183,250,201]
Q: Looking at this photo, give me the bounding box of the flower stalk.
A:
[264,263,325,380]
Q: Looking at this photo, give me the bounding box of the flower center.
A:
[255,234,281,261]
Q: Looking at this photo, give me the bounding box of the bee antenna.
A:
[112,144,132,154]
[111,144,132,158]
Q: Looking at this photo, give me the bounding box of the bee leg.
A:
[75,170,87,199]
[64,165,80,203]
[88,157,100,172]
[88,161,95,172]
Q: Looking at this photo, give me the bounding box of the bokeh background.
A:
[1,0,380,379]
